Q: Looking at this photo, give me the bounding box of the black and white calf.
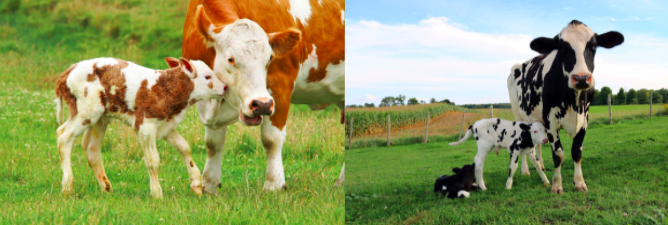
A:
[450,118,550,190]
[507,20,624,194]
[434,163,477,199]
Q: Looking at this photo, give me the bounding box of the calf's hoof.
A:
[191,184,203,197]
[543,183,551,187]
[521,171,531,176]
[551,186,563,194]
[574,183,588,193]
[263,180,287,191]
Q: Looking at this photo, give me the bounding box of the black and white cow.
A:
[507,20,624,194]
[434,164,477,199]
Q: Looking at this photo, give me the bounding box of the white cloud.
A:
[346,18,668,105]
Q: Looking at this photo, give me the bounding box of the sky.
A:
[345,0,668,105]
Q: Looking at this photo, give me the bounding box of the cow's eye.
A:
[534,130,538,133]
[228,58,235,64]
[205,75,211,80]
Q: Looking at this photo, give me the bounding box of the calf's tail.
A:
[55,97,65,125]
[449,128,472,146]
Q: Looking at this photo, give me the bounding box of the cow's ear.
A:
[519,123,531,131]
[178,57,195,77]
[530,37,557,54]
[596,31,624,49]
[165,57,180,68]
[195,5,217,43]
[268,28,302,57]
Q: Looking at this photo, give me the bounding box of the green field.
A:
[346,116,668,224]
[0,0,343,223]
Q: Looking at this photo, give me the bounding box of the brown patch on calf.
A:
[55,64,79,119]
[82,119,91,126]
[133,67,195,130]
[190,161,194,167]
[189,99,198,105]
[94,60,132,115]
[83,87,88,97]
[103,176,111,192]
[207,81,213,89]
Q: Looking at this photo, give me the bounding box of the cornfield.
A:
[345,103,462,137]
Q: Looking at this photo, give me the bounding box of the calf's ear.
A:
[530,37,557,54]
[596,31,624,49]
[519,123,531,131]
[165,57,180,68]
[178,57,195,78]
[268,28,302,57]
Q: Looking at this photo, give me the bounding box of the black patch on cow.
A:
[569,20,583,26]
[551,140,564,168]
[547,133,554,143]
[515,55,547,116]
[514,69,521,79]
[487,130,490,134]
[468,125,473,131]
[474,128,478,134]
[492,119,501,131]
[519,123,531,131]
[584,36,597,73]
[475,136,479,141]
[512,121,516,126]
[510,130,517,138]
[571,127,587,163]
[498,129,507,143]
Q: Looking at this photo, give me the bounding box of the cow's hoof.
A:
[201,179,220,195]
[61,188,74,195]
[521,171,531,176]
[543,183,551,187]
[263,180,287,191]
[574,183,588,193]
[551,186,563,194]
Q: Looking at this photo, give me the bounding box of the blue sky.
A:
[345,0,668,105]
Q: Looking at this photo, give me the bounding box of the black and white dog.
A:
[433,163,477,199]
[450,118,550,190]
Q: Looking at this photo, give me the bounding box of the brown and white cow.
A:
[182,0,345,192]
[55,57,225,198]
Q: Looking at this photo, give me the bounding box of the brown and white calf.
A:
[55,57,225,198]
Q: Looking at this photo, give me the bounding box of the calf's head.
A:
[194,5,302,126]
[519,122,548,145]
[529,20,624,90]
[165,57,226,101]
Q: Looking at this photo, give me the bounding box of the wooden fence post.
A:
[424,111,430,144]
[490,105,493,118]
[608,94,612,125]
[459,109,466,140]
[387,114,390,146]
[650,90,653,118]
[349,117,354,149]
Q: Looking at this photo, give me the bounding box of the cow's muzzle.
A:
[249,97,274,117]
[571,73,592,90]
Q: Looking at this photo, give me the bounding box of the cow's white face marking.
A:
[208,20,274,121]
[559,23,596,90]
[288,0,312,26]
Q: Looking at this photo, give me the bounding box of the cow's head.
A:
[166,57,226,101]
[194,5,301,126]
[529,20,624,90]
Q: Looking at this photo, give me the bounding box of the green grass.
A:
[0,0,343,223]
[346,116,668,224]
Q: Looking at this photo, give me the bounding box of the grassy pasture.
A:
[0,0,343,223]
[346,116,668,224]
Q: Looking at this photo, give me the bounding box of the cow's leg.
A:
[548,129,565,194]
[521,155,530,175]
[527,149,550,187]
[137,129,162,199]
[506,152,520,190]
[82,118,112,193]
[261,114,288,191]
[202,126,227,194]
[163,129,203,196]
[334,163,345,187]
[473,144,491,190]
[572,128,587,192]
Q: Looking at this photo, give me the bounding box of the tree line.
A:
[346,95,455,108]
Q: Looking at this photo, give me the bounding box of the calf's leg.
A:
[521,155,531,175]
[527,149,550,187]
[163,129,203,196]
[82,118,112,192]
[473,144,491,190]
[57,118,90,194]
[505,152,520,189]
[548,129,565,194]
[138,129,163,199]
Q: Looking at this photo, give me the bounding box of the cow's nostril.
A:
[224,86,228,91]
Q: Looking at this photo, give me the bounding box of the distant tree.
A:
[379,96,395,107]
[657,88,668,103]
[652,90,663,104]
[626,89,637,104]
[395,94,406,106]
[440,99,452,105]
[419,100,426,104]
[430,98,436,103]
[593,89,600,105]
[598,87,613,105]
[364,103,375,108]
[615,88,626,105]
[407,97,419,105]
[637,89,649,104]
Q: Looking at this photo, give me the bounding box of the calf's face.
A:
[166,57,226,100]
[529,20,624,91]
[520,122,548,145]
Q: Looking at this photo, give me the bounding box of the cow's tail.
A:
[55,97,65,125]
[449,127,472,146]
